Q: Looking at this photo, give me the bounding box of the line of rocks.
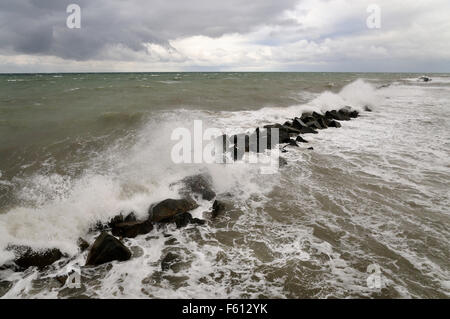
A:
[1,106,368,275]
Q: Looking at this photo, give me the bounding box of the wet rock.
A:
[291,118,318,134]
[161,252,181,271]
[279,157,288,168]
[173,212,193,228]
[85,232,131,266]
[8,245,63,269]
[111,220,153,238]
[326,119,342,128]
[211,200,226,218]
[149,198,199,223]
[77,238,90,252]
[287,139,299,147]
[178,173,216,201]
[124,212,137,223]
[325,110,349,121]
[418,76,432,82]
[296,135,309,143]
[108,214,124,228]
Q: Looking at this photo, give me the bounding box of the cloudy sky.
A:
[0,0,449,72]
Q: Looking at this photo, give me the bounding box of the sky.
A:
[0,0,449,73]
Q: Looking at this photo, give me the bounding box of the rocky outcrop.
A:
[173,212,206,228]
[85,232,132,266]
[111,220,153,238]
[149,198,199,223]
[7,245,63,269]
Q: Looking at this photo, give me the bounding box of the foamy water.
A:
[0,73,449,298]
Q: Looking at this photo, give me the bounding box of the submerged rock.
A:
[8,245,63,269]
[111,220,153,238]
[85,232,131,266]
[326,119,342,128]
[211,200,226,218]
[161,252,181,271]
[178,173,216,201]
[279,157,288,168]
[149,198,199,223]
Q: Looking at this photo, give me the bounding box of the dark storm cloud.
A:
[0,0,299,60]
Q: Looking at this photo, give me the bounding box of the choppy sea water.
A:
[0,73,449,298]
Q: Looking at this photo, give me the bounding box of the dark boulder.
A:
[326,119,342,128]
[7,245,63,269]
[112,220,153,238]
[292,118,308,129]
[307,147,314,150]
[85,232,131,266]
[325,110,349,121]
[124,212,137,223]
[149,198,199,223]
[173,212,206,228]
[295,135,308,143]
[211,200,226,218]
[178,173,216,201]
[173,212,192,228]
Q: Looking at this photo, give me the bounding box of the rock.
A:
[418,76,432,82]
[212,200,226,218]
[77,238,90,252]
[287,139,299,147]
[178,173,216,201]
[192,218,206,225]
[307,147,314,150]
[161,252,181,271]
[8,245,63,269]
[173,212,193,228]
[325,110,349,121]
[364,105,373,112]
[296,135,309,143]
[326,119,342,128]
[279,157,288,168]
[108,214,124,228]
[124,212,137,223]
[85,232,132,266]
[291,119,318,133]
[149,198,199,223]
[111,220,153,238]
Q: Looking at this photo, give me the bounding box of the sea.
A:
[0,72,449,298]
